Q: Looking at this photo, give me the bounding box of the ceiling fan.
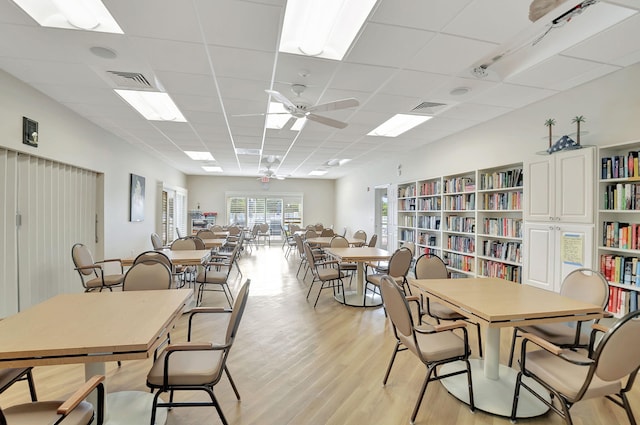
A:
[239,84,359,130]
[257,164,285,182]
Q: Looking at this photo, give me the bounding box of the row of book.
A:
[398,215,415,227]
[418,233,438,247]
[601,221,640,250]
[447,235,475,254]
[398,184,416,198]
[398,198,416,210]
[602,183,640,210]
[445,216,475,233]
[479,168,523,190]
[418,180,441,196]
[444,177,475,193]
[608,286,638,315]
[398,229,415,241]
[480,191,522,210]
[480,240,521,263]
[417,197,441,211]
[482,217,523,238]
[445,253,474,272]
[477,260,521,283]
[599,254,640,286]
[417,215,440,230]
[601,153,640,180]
[444,193,476,210]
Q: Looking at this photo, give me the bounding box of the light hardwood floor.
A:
[1,244,638,424]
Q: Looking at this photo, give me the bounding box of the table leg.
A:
[484,327,500,380]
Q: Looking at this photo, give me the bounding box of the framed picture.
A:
[129,174,145,222]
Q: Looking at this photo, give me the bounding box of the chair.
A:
[196,229,217,240]
[367,233,378,247]
[195,245,239,307]
[507,268,609,367]
[176,227,183,238]
[147,280,251,425]
[380,275,475,423]
[304,242,346,307]
[150,232,169,250]
[330,235,356,284]
[257,223,270,246]
[0,375,105,425]
[281,225,296,257]
[123,258,173,291]
[71,243,124,292]
[210,225,224,233]
[314,223,324,231]
[365,247,412,299]
[352,230,367,245]
[320,228,334,237]
[510,309,640,425]
[0,366,37,402]
[414,253,483,358]
[170,237,199,284]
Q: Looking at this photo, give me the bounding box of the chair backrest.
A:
[134,250,172,270]
[402,241,416,256]
[150,233,164,250]
[189,236,206,249]
[176,227,183,238]
[380,275,414,338]
[561,268,609,308]
[388,247,413,278]
[368,234,378,247]
[228,225,241,236]
[321,228,334,237]
[303,243,318,270]
[225,279,251,343]
[304,229,318,239]
[330,235,349,248]
[196,229,216,239]
[414,253,449,279]
[289,224,300,233]
[259,223,269,233]
[592,309,640,384]
[171,237,197,250]
[294,234,305,256]
[122,259,172,291]
[71,243,95,275]
[315,223,324,231]
[353,230,367,241]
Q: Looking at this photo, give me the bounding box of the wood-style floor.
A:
[1,243,637,424]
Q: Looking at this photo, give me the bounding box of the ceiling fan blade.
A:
[265,89,296,110]
[307,98,359,113]
[282,116,297,131]
[307,113,348,129]
[232,112,291,117]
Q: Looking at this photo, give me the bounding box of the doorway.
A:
[374,186,388,249]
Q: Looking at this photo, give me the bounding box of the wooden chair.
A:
[0,375,105,425]
[147,280,251,425]
[380,275,475,423]
[71,243,124,292]
[510,309,640,424]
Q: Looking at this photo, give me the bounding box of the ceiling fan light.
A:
[280,0,377,60]
[368,114,432,137]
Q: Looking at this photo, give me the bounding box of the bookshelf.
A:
[397,163,523,282]
[598,140,640,317]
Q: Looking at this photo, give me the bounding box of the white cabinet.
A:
[523,147,596,291]
[523,222,593,292]
[524,147,594,223]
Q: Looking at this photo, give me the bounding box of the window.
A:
[226,193,302,236]
[228,197,247,227]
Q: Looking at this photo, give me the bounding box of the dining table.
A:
[0,288,193,425]
[324,247,390,307]
[306,236,365,247]
[122,249,211,267]
[200,238,227,249]
[409,277,604,418]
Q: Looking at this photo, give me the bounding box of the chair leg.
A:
[26,369,37,402]
[464,359,475,411]
[204,387,229,425]
[225,365,241,400]
[411,365,436,424]
[474,322,483,358]
[383,342,401,385]
[507,328,519,367]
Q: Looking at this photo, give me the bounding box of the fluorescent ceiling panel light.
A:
[368,114,432,137]
[309,170,328,176]
[202,166,223,172]
[478,1,637,78]
[115,90,186,122]
[235,148,262,156]
[279,0,378,60]
[185,151,214,161]
[326,158,351,166]
[12,0,124,33]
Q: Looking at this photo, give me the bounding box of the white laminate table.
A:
[409,277,604,418]
[0,289,193,425]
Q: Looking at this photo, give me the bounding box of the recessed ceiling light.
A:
[114,90,186,122]
[309,170,328,176]
[185,151,214,161]
[89,46,117,59]
[11,0,124,34]
[235,148,262,156]
[368,114,432,138]
[202,166,223,173]
[450,87,470,96]
[280,0,377,60]
[326,158,351,167]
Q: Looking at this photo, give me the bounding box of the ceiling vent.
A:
[410,101,447,115]
[105,71,155,90]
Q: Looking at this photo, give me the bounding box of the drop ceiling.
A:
[1,0,639,179]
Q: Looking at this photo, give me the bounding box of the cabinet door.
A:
[524,156,554,221]
[555,148,594,223]
[523,222,555,291]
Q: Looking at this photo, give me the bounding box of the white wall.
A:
[187,175,335,227]
[0,69,187,259]
[335,63,640,246]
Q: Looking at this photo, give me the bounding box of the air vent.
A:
[106,71,155,89]
[411,101,447,115]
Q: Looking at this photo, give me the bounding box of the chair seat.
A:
[518,322,589,346]
[401,325,467,362]
[147,349,224,387]
[316,268,343,280]
[525,349,621,401]
[428,301,465,320]
[3,401,94,425]
[196,270,228,284]
[85,274,124,289]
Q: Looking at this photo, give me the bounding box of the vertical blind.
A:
[0,148,97,316]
